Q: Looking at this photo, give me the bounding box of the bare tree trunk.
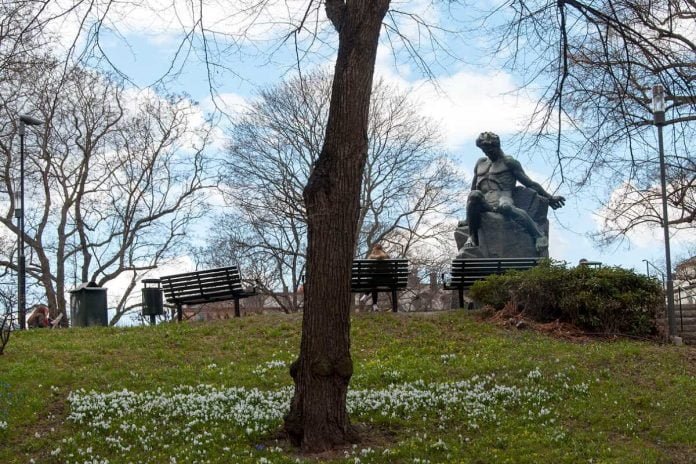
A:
[284,0,390,452]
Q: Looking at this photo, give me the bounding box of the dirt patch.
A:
[260,423,399,461]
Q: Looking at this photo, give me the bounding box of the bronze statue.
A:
[464,132,565,252]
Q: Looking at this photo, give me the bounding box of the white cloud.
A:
[201,92,250,116]
[375,64,538,153]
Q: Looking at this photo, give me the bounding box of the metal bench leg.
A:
[177,304,182,322]
[234,298,241,318]
[458,289,464,309]
[391,289,398,312]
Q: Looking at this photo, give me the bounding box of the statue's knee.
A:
[469,190,484,200]
[468,190,484,205]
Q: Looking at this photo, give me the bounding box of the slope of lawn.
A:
[0,311,694,463]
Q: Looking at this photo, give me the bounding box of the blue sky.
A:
[51,0,694,278]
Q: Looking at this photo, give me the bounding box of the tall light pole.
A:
[17,114,43,330]
[651,85,677,340]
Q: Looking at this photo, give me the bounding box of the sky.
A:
[39,0,696,312]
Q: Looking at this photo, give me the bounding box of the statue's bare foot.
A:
[535,236,549,252]
[464,237,476,248]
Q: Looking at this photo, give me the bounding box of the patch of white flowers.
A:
[0,420,7,430]
[252,359,288,376]
[68,384,292,435]
[61,365,586,463]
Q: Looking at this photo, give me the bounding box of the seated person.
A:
[27,305,51,328]
[359,243,390,312]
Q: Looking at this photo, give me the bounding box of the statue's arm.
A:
[470,159,482,191]
[509,158,566,209]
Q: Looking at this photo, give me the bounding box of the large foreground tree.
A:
[282,1,391,450]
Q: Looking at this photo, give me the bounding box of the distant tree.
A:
[495,0,695,244]
[675,253,696,282]
[0,58,217,325]
[206,68,462,312]
[591,157,695,246]
[0,1,46,75]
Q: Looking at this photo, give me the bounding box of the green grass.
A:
[0,311,694,463]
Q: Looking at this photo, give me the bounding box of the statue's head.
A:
[476,132,500,149]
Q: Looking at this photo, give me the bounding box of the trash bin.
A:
[69,282,108,327]
[141,279,163,324]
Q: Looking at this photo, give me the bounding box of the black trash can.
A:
[141,279,163,324]
[69,282,108,327]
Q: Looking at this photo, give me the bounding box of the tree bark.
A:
[284,0,390,452]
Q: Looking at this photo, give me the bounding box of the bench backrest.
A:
[448,257,541,289]
[351,259,409,291]
[161,266,244,305]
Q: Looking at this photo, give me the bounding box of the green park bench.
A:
[350,259,409,312]
[160,266,256,321]
[443,257,542,308]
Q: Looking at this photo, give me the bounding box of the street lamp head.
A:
[18,114,44,136]
[19,114,44,126]
[652,85,665,125]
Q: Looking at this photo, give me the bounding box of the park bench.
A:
[160,266,256,321]
[443,257,541,308]
[351,259,409,312]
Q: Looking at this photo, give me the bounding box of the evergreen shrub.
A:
[469,260,663,336]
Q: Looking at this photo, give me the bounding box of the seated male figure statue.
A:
[464,132,565,252]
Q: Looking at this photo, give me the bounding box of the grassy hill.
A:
[0,311,694,463]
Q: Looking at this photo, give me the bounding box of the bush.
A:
[469,260,663,336]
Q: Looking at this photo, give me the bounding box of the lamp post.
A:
[651,85,677,340]
[17,114,43,330]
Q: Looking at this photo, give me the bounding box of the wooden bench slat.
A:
[162,282,243,294]
[162,275,241,287]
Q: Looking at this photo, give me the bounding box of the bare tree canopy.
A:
[495,0,695,244]
[0,56,218,325]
